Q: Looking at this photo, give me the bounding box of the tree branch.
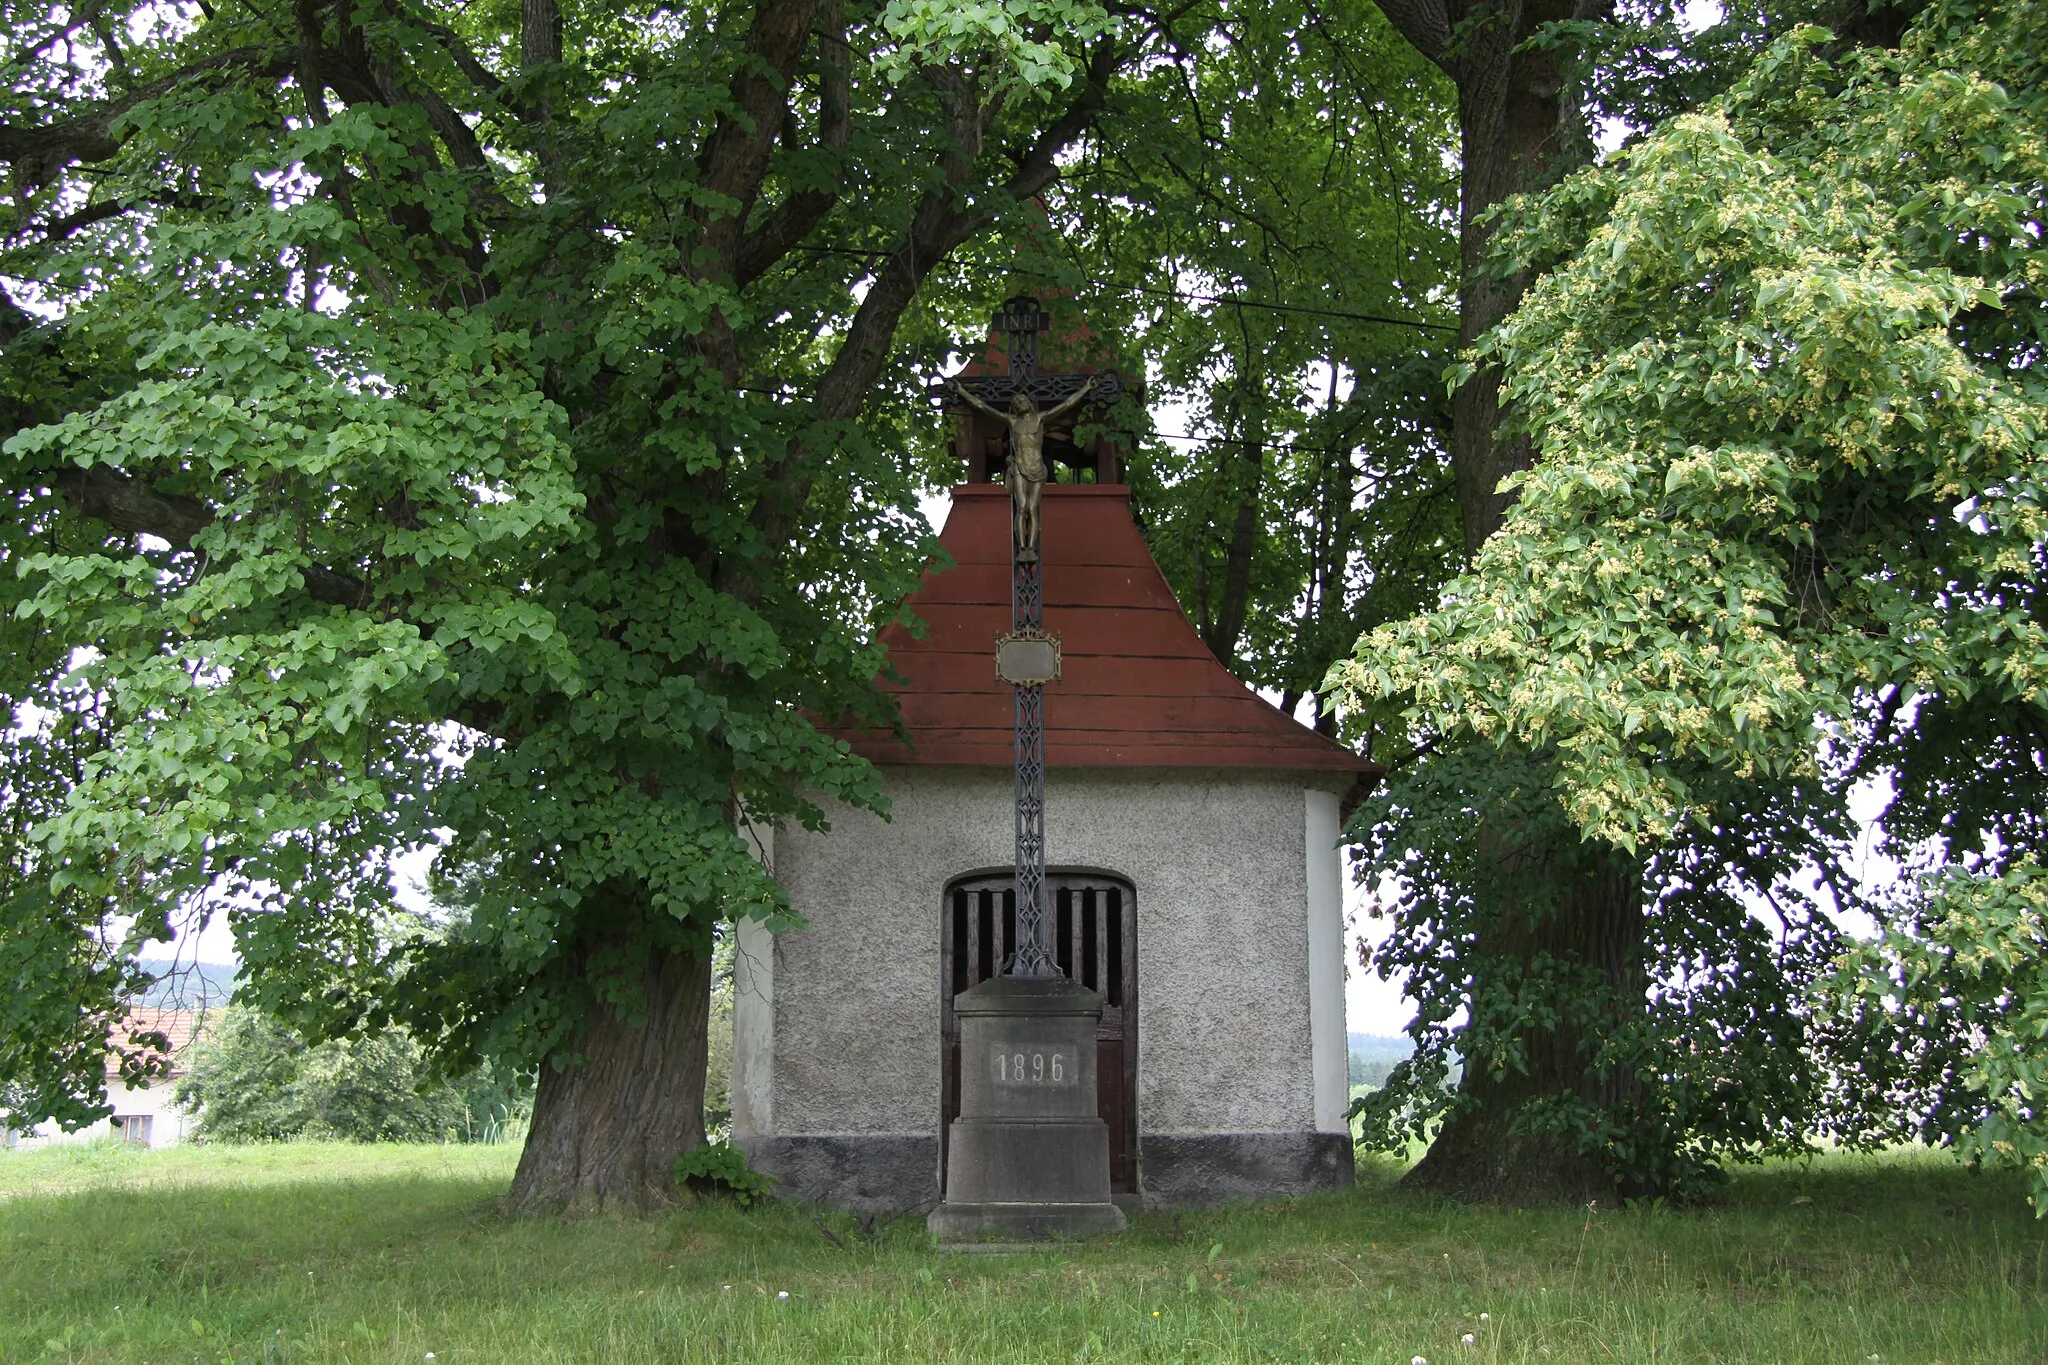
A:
[1373,0,1455,68]
[433,25,505,98]
[381,61,491,172]
[997,42,1117,202]
[735,0,851,288]
[0,46,295,190]
[807,63,991,425]
[693,0,819,277]
[808,39,1116,432]
[712,46,1132,605]
[52,465,369,609]
[31,196,135,240]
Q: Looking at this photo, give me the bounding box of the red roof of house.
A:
[105,1007,207,1081]
[840,484,1377,772]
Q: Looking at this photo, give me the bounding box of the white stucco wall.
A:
[731,912,777,1141]
[752,765,1349,1143]
[732,817,777,1142]
[9,1080,195,1149]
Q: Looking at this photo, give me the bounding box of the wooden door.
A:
[940,872,1138,1192]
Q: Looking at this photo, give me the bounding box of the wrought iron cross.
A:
[942,296,1122,978]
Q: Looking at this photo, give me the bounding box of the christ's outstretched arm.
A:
[1040,374,1101,421]
[944,377,1009,422]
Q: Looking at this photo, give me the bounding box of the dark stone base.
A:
[1138,1132,1354,1209]
[738,1134,938,1214]
[944,1117,1112,1204]
[741,1130,1353,1213]
[929,1200,1127,1243]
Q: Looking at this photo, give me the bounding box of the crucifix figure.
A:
[944,375,1100,562]
[933,295,1121,979]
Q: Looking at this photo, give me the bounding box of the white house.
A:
[3,1008,203,1150]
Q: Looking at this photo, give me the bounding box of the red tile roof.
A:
[840,485,1378,772]
[106,1007,208,1080]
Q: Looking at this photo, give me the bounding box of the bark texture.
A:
[507,932,714,1214]
[1376,0,1650,1203]
[1401,851,1648,1203]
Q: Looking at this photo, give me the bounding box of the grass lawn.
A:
[2,1142,2043,1363]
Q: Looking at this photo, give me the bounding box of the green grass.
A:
[3,1142,2043,1363]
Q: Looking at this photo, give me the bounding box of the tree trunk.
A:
[1444,0,1595,558]
[1375,0,1649,1201]
[1397,0,1916,1201]
[1402,848,1647,1203]
[1205,442,1263,668]
[506,931,713,1215]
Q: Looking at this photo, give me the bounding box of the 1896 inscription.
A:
[992,1045,1078,1086]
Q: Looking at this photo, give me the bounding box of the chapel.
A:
[731,309,1378,1212]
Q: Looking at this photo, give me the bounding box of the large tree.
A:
[1350,0,1680,1203]
[0,0,1208,1211]
[1331,0,1946,1201]
[1333,0,2048,1205]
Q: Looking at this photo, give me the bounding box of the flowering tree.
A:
[1332,0,2048,1206]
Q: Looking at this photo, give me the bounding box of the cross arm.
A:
[935,374,1126,410]
[1039,374,1102,421]
[944,376,1008,422]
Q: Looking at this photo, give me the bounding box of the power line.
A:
[1152,430,1391,459]
[1130,283,1454,333]
[778,244,1454,334]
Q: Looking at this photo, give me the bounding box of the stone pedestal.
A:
[929,975,1127,1243]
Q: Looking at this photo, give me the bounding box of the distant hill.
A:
[134,959,238,1009]
[1347,1032,1413,1088]
[1347,1032,1411,1057]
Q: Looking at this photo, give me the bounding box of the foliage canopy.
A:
[1331,0,2048,1206]
[0,0,1141,1192]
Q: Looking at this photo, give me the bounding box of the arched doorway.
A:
[940,871,1139,1193]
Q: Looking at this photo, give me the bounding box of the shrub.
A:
[175,1004,528,1143]
[673,1141,774,1205]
